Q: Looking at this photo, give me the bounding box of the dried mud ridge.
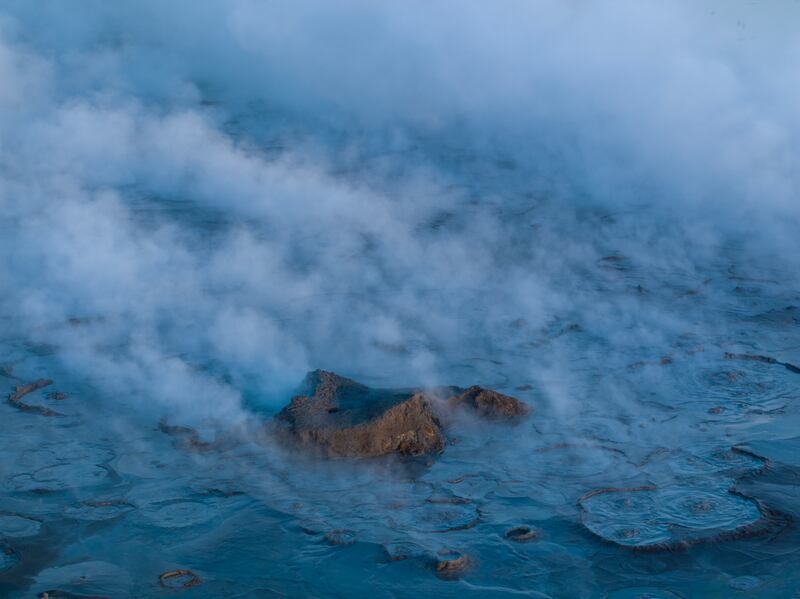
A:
[157,420,232,452]
[274,370,529,458]
[6,379,65,416]
[724,352,800,374]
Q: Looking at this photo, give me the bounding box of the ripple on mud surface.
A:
[7,463,110,492]
[0,513,41,537]
[685,398,786,425]
[140,499,216,528]
[34,463,110,486]
[33,560,131,597]
[580,486,764,550]
[703,447,767,472]
[683,362,797,408]
[388,501,480,533]
[63,499,135,521]
[32,463,109,491]
[640,447,766,482]
[532,444,626,479]
[434,473,498,500]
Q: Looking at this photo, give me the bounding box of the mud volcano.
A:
[275,370,529,457]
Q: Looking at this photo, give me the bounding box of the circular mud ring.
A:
[7,463,111,493]
[389,501,480,533]
[0,513,42,538]
[729,576,761,591]
[505,525,540,542]
[637,447,766,480]
[679,361,795,419]
[578,485,786,551]
[159,569,203,589]
[434,551,472,580]
[141,500,215,528]
[532,443,624,479]
[63,499,135,521]
[438,473,498,499]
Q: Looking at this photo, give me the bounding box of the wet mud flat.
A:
[2,195,800,597]
[2,333,800,599]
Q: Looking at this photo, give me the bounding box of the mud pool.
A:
[2,1,800,597]
[2,241,799,597]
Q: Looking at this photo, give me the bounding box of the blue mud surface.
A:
[1,249,799,598]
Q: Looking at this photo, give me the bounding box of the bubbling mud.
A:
[579,486,771,551]
[0,514,42,538]
[63,500,136,522]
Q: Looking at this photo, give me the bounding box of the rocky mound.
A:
[275,370,528,458]
[448,386,530,419]
[276,371,445,458]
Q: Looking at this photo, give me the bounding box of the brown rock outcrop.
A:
[7,379,62,416]
[275,371,529,458]
[9,379,53,403]
[447,386,529,419]
[275,371,446,458]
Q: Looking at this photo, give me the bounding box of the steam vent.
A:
[275,370,529,457]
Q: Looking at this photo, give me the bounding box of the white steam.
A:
[0,0,798,425]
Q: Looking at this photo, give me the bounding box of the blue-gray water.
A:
[1,2,800,597]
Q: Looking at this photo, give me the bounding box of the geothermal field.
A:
[1,1,800,598]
